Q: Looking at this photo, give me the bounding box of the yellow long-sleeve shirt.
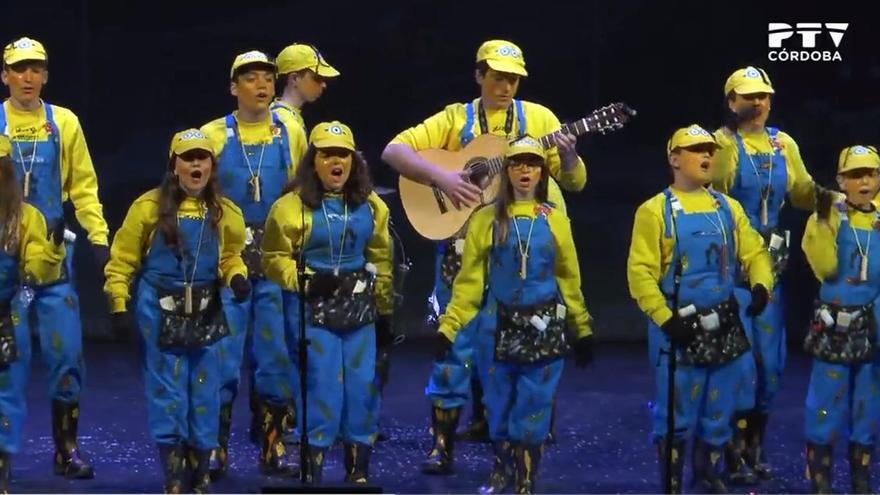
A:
[438,200,592,341]
[802,201,872,281]
[627,187,774,327]
[712,127,815,211]
[271,99,309,148]
[200,111,307,178]
[261,191,394,315]
[3,100,109,245]
[104,189,248,313]
[391,99,587,192]
[16,202,66,285]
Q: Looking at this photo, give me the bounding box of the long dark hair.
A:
[0,157,21,254]
[493,158,549,246]
[157,151,224,248]
[282,144,373,209]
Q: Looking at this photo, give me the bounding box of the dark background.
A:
[5,0,877,341]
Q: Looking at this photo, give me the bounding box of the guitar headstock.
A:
[582,102,637,135]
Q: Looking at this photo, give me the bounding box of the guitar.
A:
[398,102,637,240]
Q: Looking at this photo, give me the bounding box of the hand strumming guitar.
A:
[433,169,482,210]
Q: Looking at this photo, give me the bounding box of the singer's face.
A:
[728,92,771,129]
[838,168,880,207]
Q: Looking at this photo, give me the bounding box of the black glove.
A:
[375,315,394,349]
[432,331,453,360]
[306,271,342,300]
[661,315,696,345]
[816,184,835,222]
[230,274,252,302]
[49,221,66,247]
[573,335,594,368]
[111,311,134,338]
[746,284,770,316]
[92,244,111,271]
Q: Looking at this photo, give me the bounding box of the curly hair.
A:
[157,151,224,249]
[0,156,21,254]
[282,144,373,209]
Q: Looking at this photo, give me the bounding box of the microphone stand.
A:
[297,201,312,484]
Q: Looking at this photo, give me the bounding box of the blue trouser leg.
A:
[850,360,880,445]
[302,325,343,448]
[475,308,508,440]
[219,288,250,405]
[732,287,758,412]
[649,323,698,443]
[339,324,379,445]
[425,316,478,409]
[751,285,786,412]
[805,360,850,445]
[186,342,222,450]
[0,295,33,453]
[250,280,293,405]
[695,354,743,446]
[283,291,302,421]
[137,282,189,446]
[508,359,564,446]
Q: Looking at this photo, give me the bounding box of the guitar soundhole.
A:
[465,158,491,189]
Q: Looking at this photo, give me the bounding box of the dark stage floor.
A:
[6,339,871,493]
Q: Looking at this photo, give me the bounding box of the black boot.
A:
[744,410,772,479]
[157,444,187,494]
[51,400,94,479]
[656,438,685,494]
[479,440,514,494]
[281,403,298,445]
[0,451,11,494]
[513,443,542,494]
[420,406,461,474]
[692,439,727,494]
[188,447,212,494]
[343,442,372,484]
[725,411,758,485]
[457,379,489,442]
[209,403,232,481]
[850,442,873,494]
[302,445,326,484]
[806,442,832,494]
[258,401,299,477]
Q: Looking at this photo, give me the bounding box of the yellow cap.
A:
[505,135,545,160]
[667,124,720,155]
[724,66,775,96]
[838,145,880,174]
[309,121,355,151]
[169,129,213,157]
[0,135,11,159]
[476,40,527,77]
[3,37,47,65]
[276,44,340,77]
[230,50,275,79]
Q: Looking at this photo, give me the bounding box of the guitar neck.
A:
[539,117,595,148]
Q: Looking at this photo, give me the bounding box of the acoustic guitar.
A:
[398,102,636,240]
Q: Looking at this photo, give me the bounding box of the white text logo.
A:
[768,23,848,62]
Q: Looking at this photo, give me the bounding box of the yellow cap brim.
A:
[315,63,340,78]
[313,138,355,151]
[485,59,528,77]
[668,137,720,155]
[731,81,775,95]
[839,161,880,174]
[172,140,214,157]
[230,61,276,79]
[4,51,47,65]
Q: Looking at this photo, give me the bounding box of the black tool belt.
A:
[439,238,463,288]
[308,268,376,331]
[803,301,875,364]
[242,223,266,279]
[0,301,19,365]
[157,283,229,350]
[764,228,790,279]
[679,298,750,366]
[494,298,572,364]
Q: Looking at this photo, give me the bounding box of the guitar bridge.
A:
[432,185,448,214]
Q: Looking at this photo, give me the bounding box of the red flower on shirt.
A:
[44,122,53,135]
[534,204,551,216]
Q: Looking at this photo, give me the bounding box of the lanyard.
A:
[477,100,515,137]
[321,198,349,276]
[177,202,207,315]
[511,215,536,280]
